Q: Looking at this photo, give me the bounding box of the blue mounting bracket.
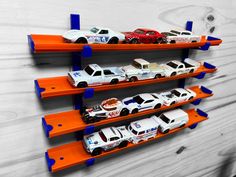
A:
[200,86,213,94]
[178,21,193,88]
[191,98,202,105]
[84,125,95,135]
[42,117,53,138]
[199,42,210,51]
[203,62,216,69]
[27,35,35,53]
[194,72,206,79]
[86,158,95,166]
[83,88,95,99]
[189,123,198,129]
[197,108,208,118]
[34,80,44,99]
[45,152,55,172]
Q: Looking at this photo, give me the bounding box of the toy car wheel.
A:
[160,38,168,44]
[91,148,102,156]
[154,74,162,79]
[130,38,139,44]
[179,123,185,128]
[118,141,128,148]
[110,79,118,84]
[156,38,164,44]
[188,96,193,100]
[171,72,177,76]
[83,115,95,124]
[191,40,197,43]
[131,108,138,114]
[154,104,161,109]
[170,40,176,44]
[108,37,119,44]
[129,77,137,82]
[170,101,175,105]
[77,82,88,88]
[189,69,194,73]
[75,37,88,44]
[120,108,129,116]
[80,106,88,114]
[163,129,170,134]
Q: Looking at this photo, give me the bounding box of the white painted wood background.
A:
[0,0,236,177]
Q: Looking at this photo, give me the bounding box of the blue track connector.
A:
[200,86,213,94]
[42,117,53,138]
[207,36,221,41]
[84,125,95,135]
[74,94,83,110]
[34,80,45,99]
[27,35,35,53]
[82,45,93,58]
[45,152,55,172]
[199,42,210,51]
[191,98,202,105]
[194,72,206,79]
[86,158,95,167]
[203,62,216,69]
[197,108,208,118]
[72,52,82,71]
[189,123,198,129]
[186,21,193,31]
[84,88,95,99]
[70,14,80,30]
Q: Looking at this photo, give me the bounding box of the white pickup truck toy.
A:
[121,58,166,81]
[63,27,125,44]
[161,30,201,44]
[161,58,200,77]
[68,64,126,87]
[122,93,164,114]
[152,109,189,134]
[82,98,130,123]
[83,126,132,156]
[159,88,196,106]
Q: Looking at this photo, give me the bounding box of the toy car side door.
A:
[92,70,103,84]
[176,64,185,74]
[97,29,110,43]
[180,92,188,101]
[108,137,120,148]
[140,99,154,111]
[140,64,150,79]
[169,119,178,129]
[146,31,157,43]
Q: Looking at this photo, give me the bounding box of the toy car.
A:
[121,58,166,81]
[123,28,165,44]
[122,93,164,114]
[63,27,125,44]
[82,98,130,123]
[161,30,201,44]
[83,126,132,156]
[68,64,126,87]
[161,58,200,77]
[152,109,189,134]
[159,88,196,106]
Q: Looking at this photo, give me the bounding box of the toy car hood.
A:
[63,30,93,41]
[151,115,168,128]
[68,71,89,82]
[84,132,104,146]
[121,64,139,74]
[122,96,138,106]
[159,91,176,102]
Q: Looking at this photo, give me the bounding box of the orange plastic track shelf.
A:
[28,34,222,53]
[46,108,208,172]
[35,63,216,99]
[43,86,212,138]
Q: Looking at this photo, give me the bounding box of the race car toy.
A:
[63,27,125,44]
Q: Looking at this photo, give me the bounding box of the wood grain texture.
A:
[0,0,235,177]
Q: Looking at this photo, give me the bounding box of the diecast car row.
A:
[83,108,189,156]
[81,87,196,123]
[68,58,200,88]
[63,27,201,44]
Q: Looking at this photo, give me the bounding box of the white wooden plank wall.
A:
[0,0,235,177]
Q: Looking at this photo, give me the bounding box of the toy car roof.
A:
[92,26,112,31]
[130,118,159,132]
[101,127,120,139]
[162,109,188,119]
[134,58,150,65]
[136,28,158,32]
[101,98,121,109]
[172,88,188,93]
[88,64,102,69]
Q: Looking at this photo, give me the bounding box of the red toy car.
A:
[123,28,165,44]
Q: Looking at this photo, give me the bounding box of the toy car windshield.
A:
[170,90,181,97]
[90,27,99,33]
[84,66,94,75]
[134,29,145,34]
[160,114,170,123]
[133,95,144,104]
[166,62,178,68]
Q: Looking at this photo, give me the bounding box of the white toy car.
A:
[159,88,196,106]
[83,126,132,156]
[161,30,201,44]
[127,118,159,144]
[121,58,166,81]
[82,98,130,123]
[68,64,126,87]
[161,58,200,77]
[63,27,125,44]
[122,93,164,114]
[152,109,189,134]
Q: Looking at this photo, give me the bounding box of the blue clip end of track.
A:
[84,88,94,99]
[84,125,95,135]
[189,123,198,129]
[34,80,45,99]
[195,72,206,79]
[197,108,208,118]
[42,117,53,138]
[200,42,210,51]
[191,98,202,105]
[27,35,35,53]
[207,36,221,41]
[45,152,55,172]
[200,86,213,94]
[203,62,216,69]
[82,45,92,58]
[70,14,80,30]
[86,158,95,167]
